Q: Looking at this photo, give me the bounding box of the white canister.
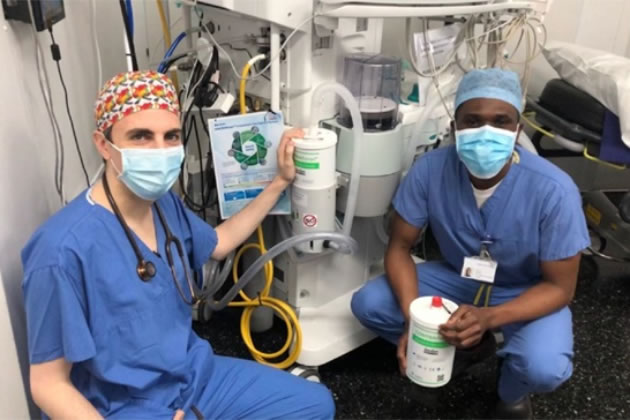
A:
[406,296,458,388]
[291,128,338,253]
[292,128,337,190]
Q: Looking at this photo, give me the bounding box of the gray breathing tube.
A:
[204,232,359,311]
[202,250,235,298]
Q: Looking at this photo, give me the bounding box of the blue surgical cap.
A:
[454,68,523,114]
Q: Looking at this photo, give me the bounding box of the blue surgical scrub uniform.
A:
[22,191,334,419]
[351,145,590,403]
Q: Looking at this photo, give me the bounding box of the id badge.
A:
[461,256,497,284]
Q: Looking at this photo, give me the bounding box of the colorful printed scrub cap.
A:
[94,70,180,132]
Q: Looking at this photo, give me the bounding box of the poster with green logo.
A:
[208,111,290,219]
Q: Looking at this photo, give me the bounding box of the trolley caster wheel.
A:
[227,149,235,157]
[288,365,321,383]
[233,131,240,139]
[259,159,267,165]
[240,163,249,170]
[251,126,259,134]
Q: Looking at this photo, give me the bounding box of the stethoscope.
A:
[102,174,208,305]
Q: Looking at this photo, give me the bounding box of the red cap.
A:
[431,296,443,307]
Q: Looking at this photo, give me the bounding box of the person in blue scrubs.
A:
[351,69,590,419]
[22,71,334,420]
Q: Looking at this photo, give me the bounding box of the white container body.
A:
[291,128,338,253]
[292,128,337,190]
[406,296,458,388]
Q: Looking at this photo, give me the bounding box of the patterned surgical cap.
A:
[94,71,180,132]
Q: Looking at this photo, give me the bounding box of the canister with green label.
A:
[291,128,337,253]
[406,296,458,388]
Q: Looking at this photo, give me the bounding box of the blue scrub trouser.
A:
[108,356,334,420]
[190,355,335,419]
[350,261,574,403]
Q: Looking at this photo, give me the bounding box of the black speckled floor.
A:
[194,254,630,419]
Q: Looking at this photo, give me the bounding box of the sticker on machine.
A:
[302,214,318,228]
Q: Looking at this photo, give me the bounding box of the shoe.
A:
[451,330,497,379]
[495,395,533,419]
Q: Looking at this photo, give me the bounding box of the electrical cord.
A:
[176,44,226,215]
[183,64,211,195]
[48,29,90,188]
[159,51,192,72]
[158,31,187,73]
[27,0,65,203]
[406,11,544,119]
[191,111,207,220]
[197,8,315,81]
[181,51,217,112]
[119,0,139,71]
[179,100,215,212]
[90,0,103,90]
[180,116,210,213]
[198,106,210,138]
[221,43,271,81]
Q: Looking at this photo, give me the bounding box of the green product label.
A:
[295,160,320,169]
[412,333,448,349]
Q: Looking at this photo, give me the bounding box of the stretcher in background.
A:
[526,78,630,264]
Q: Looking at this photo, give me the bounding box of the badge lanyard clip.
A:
[480,237,493,260]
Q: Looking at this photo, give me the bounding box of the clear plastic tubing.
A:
[310,82,364,236]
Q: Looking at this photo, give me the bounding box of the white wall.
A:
[527,0,630,97]
[0,0,125,417]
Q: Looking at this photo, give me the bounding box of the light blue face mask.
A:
[110,144,185,201]
[455,124,518,179]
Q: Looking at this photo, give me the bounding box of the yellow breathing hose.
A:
[155,0,179,91]
[226,58,302,369]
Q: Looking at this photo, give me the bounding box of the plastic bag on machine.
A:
[542,41,630,148]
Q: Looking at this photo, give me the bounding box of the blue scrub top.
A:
[393,145,590,294]
[22,190,218,417]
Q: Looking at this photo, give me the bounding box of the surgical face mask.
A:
[455,124,518,179]
[110,144,185,201]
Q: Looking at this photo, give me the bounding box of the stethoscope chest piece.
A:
[137,260,156,282]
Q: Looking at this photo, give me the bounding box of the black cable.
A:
[209,81,225,93]
[179,110,208,212]
[49,28,90,187]
[196,105,216,205]
[192,114,206,220]
[176,51,223,213]
[179,106,216,213]
[221,43,252,57]
[179,113,203,212]
[198,105,209,136]
[119,0,139,71]
[159,52,190,72]
[182,95,197,147]
[221,43,271,81]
